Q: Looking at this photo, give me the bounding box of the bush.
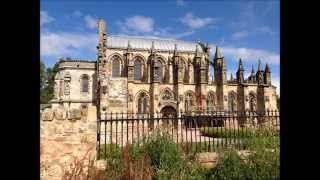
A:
[143,131,185,179]
[98,128,279,179]
[208,128,280,180]
[200,127,255,138]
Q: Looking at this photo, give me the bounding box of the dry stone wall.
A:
[40,105,97,180]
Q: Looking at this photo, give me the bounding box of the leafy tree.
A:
[40,61,60,104]
[40,60,46,89]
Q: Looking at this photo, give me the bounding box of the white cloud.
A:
[231,31,248,41]
[180,13,216,29]
[84,15,98,29]
[176,0,185,6]
[40,11,54,26]
[120,16,154,33]
[73,10,83,17]
[117,15,195,39]
[210,45,279,65]
[256,26,275,35]
[40,32,97,57]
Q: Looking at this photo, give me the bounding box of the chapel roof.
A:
[106,35,204,53]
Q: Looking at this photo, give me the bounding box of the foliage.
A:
[208,128,280,180]
[81,128,279,179]
[40,60,59,104]
[100,131,208,179]
[62,151,106,180]
[200,127,255,138]
[40,60,46,89]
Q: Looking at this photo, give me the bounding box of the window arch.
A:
[112,55,121,77]
[137,92,149,114]
[81,74,89,93]
[156,58,164,82]
[249,92,257,111]
[161,89,174,101]
[134,58,142,80]
[228,91,237,111]
[206,92,216,112]
[185,92,194,113]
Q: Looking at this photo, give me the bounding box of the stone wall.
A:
[40,105,97,180]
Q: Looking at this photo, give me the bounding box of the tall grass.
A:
[61,128,279,179]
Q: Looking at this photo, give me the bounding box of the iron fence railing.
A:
[97,110,279,160]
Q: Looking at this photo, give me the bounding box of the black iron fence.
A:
[97,110,279,160]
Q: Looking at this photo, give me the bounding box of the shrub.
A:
[200,127,255,138]
[208,128,280,180]
[144,131,185,179]
[99,144,123,179]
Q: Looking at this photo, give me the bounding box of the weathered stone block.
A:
[69,109,81,120]
[42,109,54,121]
[54,108,66,120]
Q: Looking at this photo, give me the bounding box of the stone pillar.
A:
[147,60,151,83]
[237,85,245,112]
[169,60,173,84]
[222,85,228,110]
[243,87,250,110]
[189,63,194,84]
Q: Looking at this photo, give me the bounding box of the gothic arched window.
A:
[137,92,148,114]
[185,92,194,113]
[228,91,237,111]
[112,56,121,77]
[81,74,89,93]
[206,92,216,112]
[134,58,142,80]
[249,92,257,111]
[156,58,163,82]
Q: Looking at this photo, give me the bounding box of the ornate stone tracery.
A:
[228,91,237,111]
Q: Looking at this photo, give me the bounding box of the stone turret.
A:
[97,18,107,118]
[264,63,271,85]
[256,59,264,84]
[213,46,227,110]
[236,58,244,83]
[97,19,107,69]
[249,65,256,83]
[213,46,227,85]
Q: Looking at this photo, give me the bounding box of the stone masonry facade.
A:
[40,18,278,179]
[49,18,278,118]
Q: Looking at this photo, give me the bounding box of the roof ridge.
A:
[59,59,96,63]
[108,35,197,44]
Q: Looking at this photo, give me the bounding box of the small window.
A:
[81,75,89,93]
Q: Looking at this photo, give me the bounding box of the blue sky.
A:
[41,0,279,94]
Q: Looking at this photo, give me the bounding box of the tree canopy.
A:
[40,61,59,104]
